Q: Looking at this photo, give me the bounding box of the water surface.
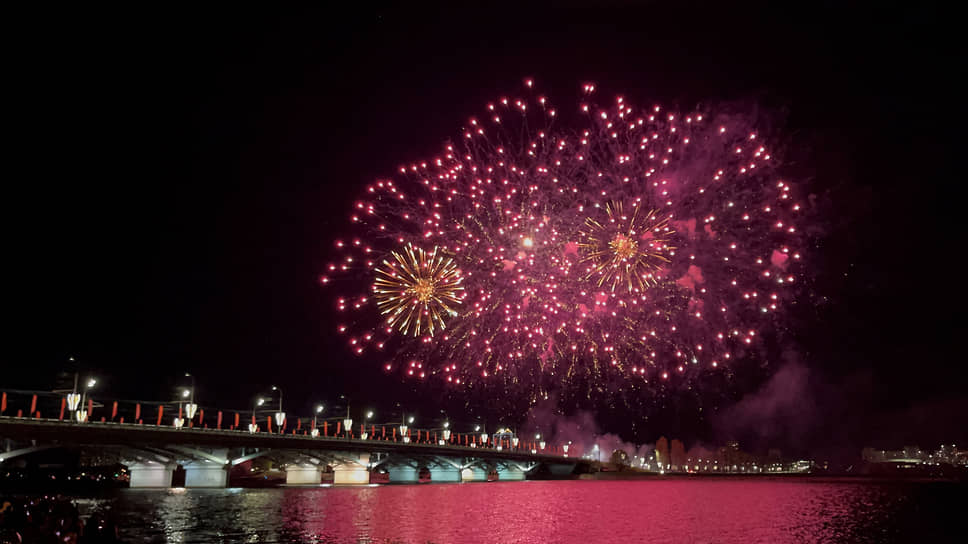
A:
[79,478,968,543]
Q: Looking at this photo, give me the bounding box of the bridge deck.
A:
[0,417,570,464]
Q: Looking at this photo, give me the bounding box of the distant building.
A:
[862,444,966,466]
[670,439,686,471]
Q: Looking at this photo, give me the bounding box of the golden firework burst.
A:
[579,202,676,292]
[373,244,463,337]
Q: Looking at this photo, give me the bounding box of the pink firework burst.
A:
[323,80,805,397]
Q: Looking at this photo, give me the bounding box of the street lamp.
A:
[173,384,187,428]
[438,421,451,445]
[400,414,410,443]
[537,434,546,450]
[271,386,285,427]
[343,403,353,438]
[249,398,264,433]
[74,376,96,423]
[183,373,198,420]
[361,410,373,440]
[66,372,81,412]
[311,404,323,437]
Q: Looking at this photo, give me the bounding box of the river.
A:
[65,478,968,543]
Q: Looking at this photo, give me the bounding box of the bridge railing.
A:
[0,389,568,457]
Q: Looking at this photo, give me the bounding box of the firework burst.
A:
[579,202,675,292]
[323,79,807,402]
[373,244,464,337]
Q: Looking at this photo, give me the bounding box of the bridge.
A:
[0,390,586,488]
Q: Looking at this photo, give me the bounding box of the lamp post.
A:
[173,389,189,429]
[537,433,546,451]
[66,371,82,419]
[470,424,480,448]
[343,404,353,439]
[183,373,198,420]
[440,421,451,445]
[311,404,323,437]
[271,386,285,427]
[361,410,373,439]
[399,414,413,443]
[249,398,264,433]
[75,377,96,423]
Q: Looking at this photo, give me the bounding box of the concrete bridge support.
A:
[388,466,418,483]
[285,465,323,486]
[332,452,370,485]
[460,466,487,482]
[183,461,229,488]
[497,467,526,480]
[429,467,462,482]
[496,462,535,481]
[127,461,175,488]
[173,448,230,488]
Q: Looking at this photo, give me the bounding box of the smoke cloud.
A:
[518,395,654,462]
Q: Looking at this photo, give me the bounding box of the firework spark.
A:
[373,244,464,337]
[323,80,806,401]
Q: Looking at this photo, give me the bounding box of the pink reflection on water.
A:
[262,479,907,543]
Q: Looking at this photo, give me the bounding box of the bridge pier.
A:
[285,465,323,486]
[460,467,486,482]
[332,452,370,485]
[497,467,526,481]
[183,461,228,488]
[388,466,418,483]
[127,461,175,488]
[428,467,461,483]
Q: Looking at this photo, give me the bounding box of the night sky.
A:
[6,2,963,458]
